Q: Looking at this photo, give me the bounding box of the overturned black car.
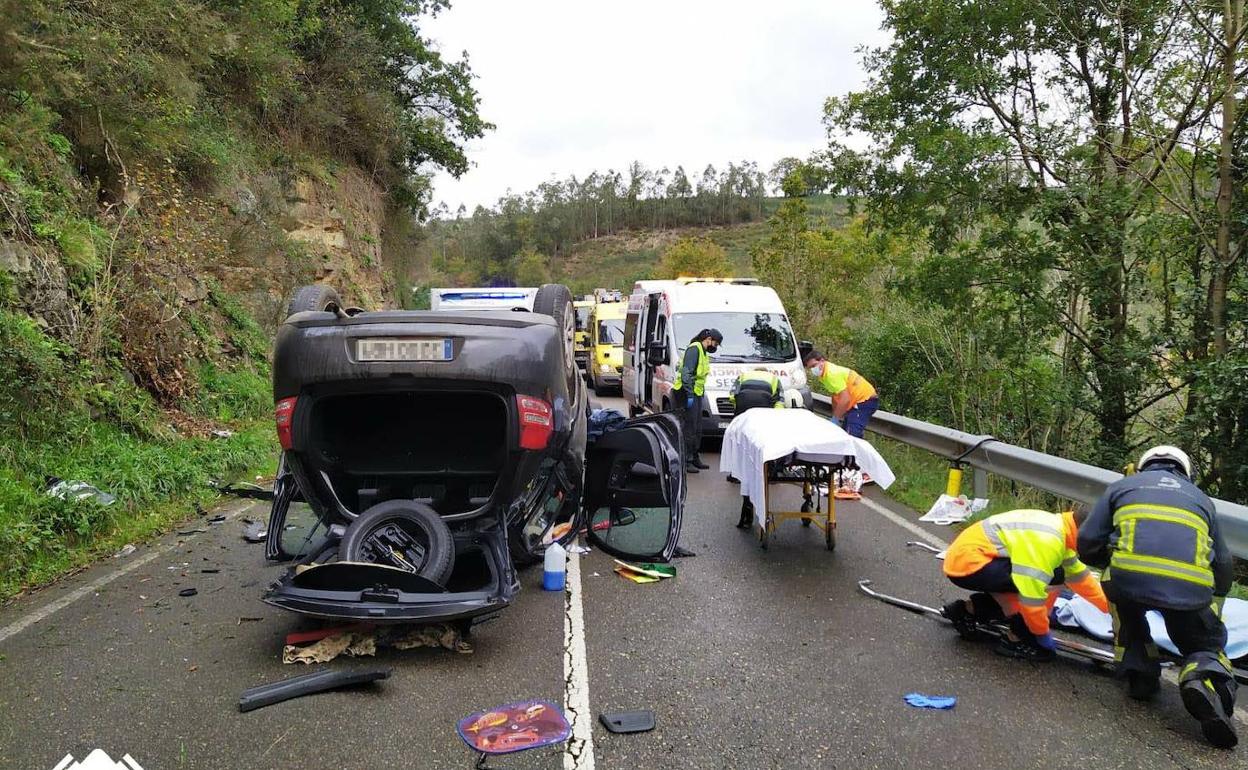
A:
[262,283,685,625]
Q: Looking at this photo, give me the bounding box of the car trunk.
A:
[264,535,514,624]
[305,390,509,515]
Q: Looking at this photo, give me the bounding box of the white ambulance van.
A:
[429,287,537,311]
[622,278,811,437]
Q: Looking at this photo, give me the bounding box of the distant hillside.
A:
[554,194,848,294]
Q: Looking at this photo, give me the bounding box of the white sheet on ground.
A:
[1052,595,1248,660]
[719,408,896,530]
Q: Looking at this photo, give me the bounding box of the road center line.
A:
[563,546,596,770]
[0,502,254,645]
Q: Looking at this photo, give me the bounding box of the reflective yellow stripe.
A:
[1110,553,1214,587]
[1115,510,1210,535]
[1115,504,1209,532]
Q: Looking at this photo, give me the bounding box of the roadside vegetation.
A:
[0,0,486,598]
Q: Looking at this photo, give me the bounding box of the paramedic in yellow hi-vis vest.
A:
[1079,445,1238,750]
[941,508,1108,660]
[671,329,722,474]
[802,350,878,438]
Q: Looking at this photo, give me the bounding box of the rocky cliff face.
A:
[211,166,395,330]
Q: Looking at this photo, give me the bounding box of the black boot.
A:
[685,463,700,474]
[1126,672,1161,702]
[692,456,710,470]
[737,500,753,529]
[1181,678,1238,749]
[942,599,985,641]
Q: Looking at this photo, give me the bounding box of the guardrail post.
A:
[972,468,988,500]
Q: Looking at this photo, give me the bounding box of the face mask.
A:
[808,364,822,376]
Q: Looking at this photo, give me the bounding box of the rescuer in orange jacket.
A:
[941,508,1108,660]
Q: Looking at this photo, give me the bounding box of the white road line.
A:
[863,495,1248,725]
[563,547,596,770]
[0,502,253,645]
[859,495,949,549]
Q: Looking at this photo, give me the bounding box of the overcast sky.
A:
[422,0,887,213]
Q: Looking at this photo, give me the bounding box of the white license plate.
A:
[357,338,452,362]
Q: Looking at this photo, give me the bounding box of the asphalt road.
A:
[0,395,1241,769]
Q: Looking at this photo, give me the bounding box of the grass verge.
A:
[0,420,278,600]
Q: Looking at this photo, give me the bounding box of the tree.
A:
[657,237,733,279]
[825,0,1246,471]
[514,247,551,285]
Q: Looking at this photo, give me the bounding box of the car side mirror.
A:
[646,340,667,366]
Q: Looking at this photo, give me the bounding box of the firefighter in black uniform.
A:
[729,369,786,528]
[729,369,786,415]
[1078,445,1238,749]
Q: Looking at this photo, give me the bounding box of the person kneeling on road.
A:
[941,507,1108,661]
[1078,445,1238,750]
[671,328,722,475]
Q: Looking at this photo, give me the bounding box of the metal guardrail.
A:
[811,394,1248,558]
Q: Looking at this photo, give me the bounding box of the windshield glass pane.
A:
[673,312,796,362]
[598,319,625,345]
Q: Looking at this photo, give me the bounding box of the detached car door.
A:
[582,413,685,562]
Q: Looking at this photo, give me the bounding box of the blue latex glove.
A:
[903,693,956,710]
[686,396,695,409]
[1035,632,1057,651]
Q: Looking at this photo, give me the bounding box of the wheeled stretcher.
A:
[720,409,895,551]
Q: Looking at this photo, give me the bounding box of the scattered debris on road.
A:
[283,622,472,664]
[903,693,957,710]
[216,482,274,501]
[238,616,264,625]
[207,514,227,525]
[920,494,987,525]
[238,668,392,713]
[599,709,656,734]
[456,700,570,761]
[242,521,267,543]
[113,543,137,558]
[178,588,198,597]
[613,560,676,584]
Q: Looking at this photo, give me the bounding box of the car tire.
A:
[287,284,343,317]
[340,500,455,585]
[533,284,578,396]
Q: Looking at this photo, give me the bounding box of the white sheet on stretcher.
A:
[719,408,896,529]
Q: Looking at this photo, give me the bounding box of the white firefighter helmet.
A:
[1138,445,1192,477]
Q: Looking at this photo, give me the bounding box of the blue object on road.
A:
[904,693,957,710]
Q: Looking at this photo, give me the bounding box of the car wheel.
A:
[287,284,343,317]
[533,284,578,396]
[340,500,455,585]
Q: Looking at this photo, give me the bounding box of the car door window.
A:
[583,414,684,562]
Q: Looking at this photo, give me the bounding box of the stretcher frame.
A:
[754,458,842,551]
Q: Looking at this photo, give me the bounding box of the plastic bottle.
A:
[543,541,567,591]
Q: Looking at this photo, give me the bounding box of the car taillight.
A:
[275,396,297,450]
[517,395,553,450]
